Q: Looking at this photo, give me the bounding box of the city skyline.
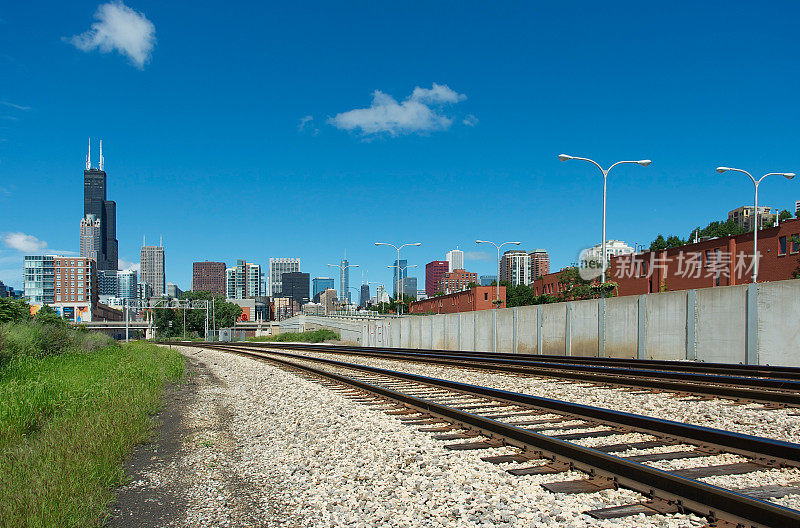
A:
[2,2,800,292]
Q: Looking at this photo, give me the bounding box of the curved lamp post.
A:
[375,241,421,315]
[327,262,359,305]
[387,264,418,315]
[558,155,651,283]
[716,167,795,283]
[475,240,520,307]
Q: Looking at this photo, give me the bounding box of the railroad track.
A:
[243,342,800,407]
[184,342,800,528]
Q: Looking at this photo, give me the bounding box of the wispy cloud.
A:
[118,258,140,272]
[297,115,319,135]
[1,102,30,111]
[3,232,47,253]
[465,251,493,261]
[0,116,19,121]
[68,1,156,69]
[327,83,469,137]
[463,114,478,127]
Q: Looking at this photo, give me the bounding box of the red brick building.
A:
[53,257,98,305]
[438,269,478,294]
[529,249,550,280]
[608,219,800,295]
[425,260,449,297]
[193,261,226,294]
[409,286,506,314]
[528,219,800,298]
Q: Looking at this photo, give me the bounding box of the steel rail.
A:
[253,342,800,380]
[236,342,800,406]
[190,342,800,528]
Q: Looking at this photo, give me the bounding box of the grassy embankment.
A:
[0,322,185,528]
[246,328,339,343]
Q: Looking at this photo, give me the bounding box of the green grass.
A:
[246,328,339,343]
[0,333,184,528]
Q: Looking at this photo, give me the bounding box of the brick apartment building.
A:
[409,286,506,314]
[437,269,478,294]
[193,261,226,294]
[425,260,449,297]
[529,219,800,298]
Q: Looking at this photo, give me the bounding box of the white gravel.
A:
[153,346,713,527]
[284,348,800,444]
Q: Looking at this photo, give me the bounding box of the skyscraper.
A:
[226,260,263,299]
[79,214,102,264]
[193,261,226,294]
[360,284,370,307]
[269,258,300,297]
[529,249,550,280]
[446,248,464,272]
[281,272,310,305]
[140,241,165,296]
[117,270,138,300]
[340,257,350,302]
[425,260,449,296]
[312,277,335,302]
[83,139,118,271]
[392,259,407,297]
[402,277,418,299]
[500,249,530,286]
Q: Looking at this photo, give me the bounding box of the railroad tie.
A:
[541,477,616,494]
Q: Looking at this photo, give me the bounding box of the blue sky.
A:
[2,1,800,294]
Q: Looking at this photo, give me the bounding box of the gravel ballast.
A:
[118,346,715,527]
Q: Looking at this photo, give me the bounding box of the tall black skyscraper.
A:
[83,139,118,271]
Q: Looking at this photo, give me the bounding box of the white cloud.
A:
[2,232,47,253]
[463,114,479,127]
[119,258,140,272]
[327,83,468,137]
[410,83,467,105]
[1,102,30,111]
[68,1,156,69]
[297,115,319,135]
[465,251,492,261]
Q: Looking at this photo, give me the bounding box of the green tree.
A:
[665,235,684,248]
[0,298,32,324]
[34,305,67,326]
[779,209,792,222]
[649,235,667,251]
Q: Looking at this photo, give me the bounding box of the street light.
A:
[716,166,795,283]
[327,262,359,304]
[475,240,520,308]
[375,241,421,315]
[387,264,418,315]
[558,155,651,283]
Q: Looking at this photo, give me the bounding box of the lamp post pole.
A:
[558,155,651,283]
[327,262,359,307]
[716,167,795,283]
[475,240,520,307]
[375,242,421,316]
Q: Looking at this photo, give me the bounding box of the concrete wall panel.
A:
[475,310,493,352]
[758,280,800,367]
[696,285,746,364]
[516,305,539,354]
[645,290,687,360]
[431,315,446,349]
[496,308,515,353]
[460,313,475,351]
[445,314,460,350]
[570,300,599,357]
[604,296,638,358]
[541,303,567,355]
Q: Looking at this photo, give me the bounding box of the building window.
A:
[792,235,800,254]
[779,236,787,256]
[484,292,489,300]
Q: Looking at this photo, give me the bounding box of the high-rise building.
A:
[480,275,497,286]
[117,270,137,300]
[529,249,550,280]
[0,280,7,298]
[728,206,776,232]
[500,249,530,286]
[425,260,449,296]
[138,282,154,300]
[167,283,183,298]
[312,277,335,302]
[360,284,370,307]
[281,272,310,305]
[23,255,55,304]
[446,248,464,272]
[226,260,263,299]
[339,257,350,302]
[403,277,418,299]
[376,284,389,304]
[269,258,300,297]
[140,242,165,296]
[583,240,634,268]
[437,269,478,294]
[192,261,226,294]
[79,214,102,265]
[83,139,118,271]
[320,288,337,314]
[392,259,407,297]
[98,269,118,295]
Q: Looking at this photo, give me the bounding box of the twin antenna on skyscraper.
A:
[85,137,104,171]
